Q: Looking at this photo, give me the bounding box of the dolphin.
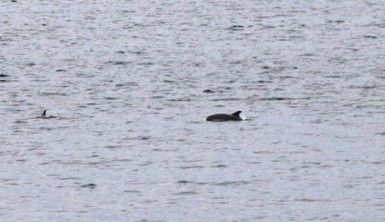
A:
[39,110,56,119]
[206,111,243,122]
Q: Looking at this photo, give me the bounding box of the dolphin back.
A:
[206,113,242,122]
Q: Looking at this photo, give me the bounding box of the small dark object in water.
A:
[11,0,17,2]
[206,111,243,122]
[81,183,97,189]
[363,35,378,39]
[228,25,244,31]
[177,180,189,184]
[0,74,10,77]
[262,65,270,70]
[203,89,214,93]
[39,110,56,119]
[26,62,36,67]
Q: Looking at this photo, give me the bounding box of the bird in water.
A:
[39,110,56,119]
[206,111,243,122]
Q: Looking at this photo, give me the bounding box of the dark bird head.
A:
[42,110,47,117]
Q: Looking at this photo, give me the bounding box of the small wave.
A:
[174,191,199,195]
[259,97,310,101]
[227,25,244,31]
[211,181,249,186]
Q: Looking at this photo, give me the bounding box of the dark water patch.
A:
[328,57,347,64]
[81,102,97,106]
[123,190,140,193]
[14,119,27,124]
[39,92,67,96]
[38,127,54,131]
[116,50,125,54]
[174,191,199,195]
[191,62,202,67]
[293,198,332,203]
[221,86,233,90]
[262,65,270,70]
[255,80,273,83]
[55,69,66,72]
[262,25,276,29]
[210,97,243,101]
[211,181,249,186]
[230,60,242,65]
[6,182,20,186]
[179,165,204,169]
[138,62,154,66]
[88,154,99,158]
[253,151,273,155]
[246,161,261,165]
[325,75,342,78]
[320,164,333,168]
[363,35,378,39]
[277,75,297,79]
[26,62,36,67]
[259,97,310,101]
[327,20,345,24]
[177,180,190,184]
[115,81,139,87]
[139,161,153,166]
[39,162,50,165]
[104,96,118,100]
[60,177,81,181]
[211,164,227,168]
[369,161,385,165]
[168,97,191,102]
[0,74,10,77]
[303,161,321,166]
[32,79,48,83]
[272,13,289,18]
[105,145,121,149]
[300,53,316,57]
[135,136,151,141]
[105,61,131,66]
[228,25,244,31]
[111,158,132,163]
[128,50,143,55]
[349,84,376,89]
[289,34,304,40]
[80,183,97,189]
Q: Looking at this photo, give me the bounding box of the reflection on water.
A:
[1,0,385,221]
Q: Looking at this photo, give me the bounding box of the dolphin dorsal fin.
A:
[231,111,242,117]
[42,110,47,117]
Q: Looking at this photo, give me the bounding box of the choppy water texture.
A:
[1,0,385,221]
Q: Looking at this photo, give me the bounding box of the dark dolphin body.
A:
[38,109,56,119]
[206,111,242,122]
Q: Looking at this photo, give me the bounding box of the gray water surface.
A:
[1,0,385,221]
